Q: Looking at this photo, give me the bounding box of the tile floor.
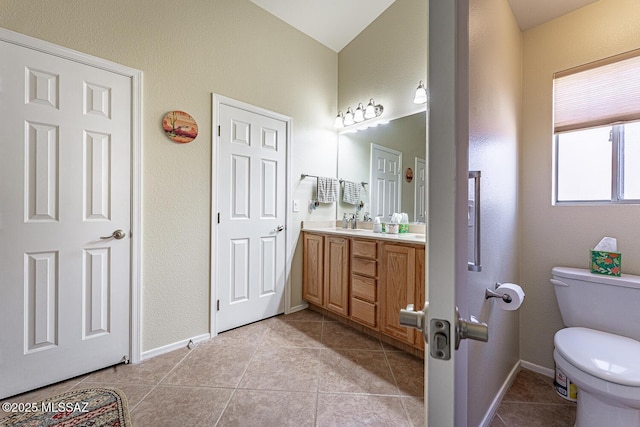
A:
[490,369,577,427]
[1,309,575,426]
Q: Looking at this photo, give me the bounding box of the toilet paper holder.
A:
[485,283,512,303]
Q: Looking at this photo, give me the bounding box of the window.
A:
[553,49,640,204]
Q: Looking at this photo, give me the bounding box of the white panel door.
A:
[414,157,426,223]
[370,144,402,218]
[0,40,132,399]
[217,103,287,332]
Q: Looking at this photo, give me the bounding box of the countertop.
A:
[301,220,426,245]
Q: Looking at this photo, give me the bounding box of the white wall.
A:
[0,0,338,352]
[467,0,522,424]
[520,0,640,369]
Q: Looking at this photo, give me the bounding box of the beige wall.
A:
[520,0,640,369]
[467,0,522,424]
[338,0,427,122]
[0,0,338,352]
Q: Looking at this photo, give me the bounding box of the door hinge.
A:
[218,125,221,137]
[217,212,220,224]
[217,299,220,311]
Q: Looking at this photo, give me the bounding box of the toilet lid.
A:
[555,327,640,386]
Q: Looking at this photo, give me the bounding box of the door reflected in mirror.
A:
[337,111,426,222]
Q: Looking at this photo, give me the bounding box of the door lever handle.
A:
[100,229,127,240]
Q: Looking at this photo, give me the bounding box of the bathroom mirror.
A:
[337,111,426,222]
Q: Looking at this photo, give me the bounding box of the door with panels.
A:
[370,144,402,219]
[0,38,132,398]
[216,101,288,332]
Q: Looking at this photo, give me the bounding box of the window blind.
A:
[553,49,640,134]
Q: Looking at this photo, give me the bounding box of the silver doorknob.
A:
[455,308,488,349]
[100,229,127,240]
[276,225,285,232]
[399,302,429,344]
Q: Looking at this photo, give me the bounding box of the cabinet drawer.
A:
[351,298,377,328]
[352,240,377,259]
[352,257,377,277]
[352,274,376,302]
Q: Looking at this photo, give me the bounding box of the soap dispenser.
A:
[342,212,349,229]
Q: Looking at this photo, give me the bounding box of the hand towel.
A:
[342,180,361,205]
[317,177,338,203]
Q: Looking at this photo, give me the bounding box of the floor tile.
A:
[262,320,324,348]
[502,369,573,405]
[317,393,410,427]
[402,396,426,427]
[218,389,317,426]
[205,319,272,347]
[160,343,255,388]
[278,309,324,322]
[2,310,572,427]
[321,321,383,350]
[85,347,189,385]
[130,385,232,427]
[238,346,320,392]
[71,382,154,409]
[496,401,576,427]
[319,348,398,395]
[386,351,424,397]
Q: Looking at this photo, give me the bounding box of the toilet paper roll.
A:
[495,283,525,311]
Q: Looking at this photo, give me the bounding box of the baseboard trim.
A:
[520,360,554,378]
[287,302,309,314]
[479,360,521,427]
[140,333,211,361]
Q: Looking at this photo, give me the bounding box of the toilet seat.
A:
[555,327,640,386]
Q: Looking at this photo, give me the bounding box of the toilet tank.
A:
[551,266,640,341]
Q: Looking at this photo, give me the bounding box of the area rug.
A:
[0,387,131,426]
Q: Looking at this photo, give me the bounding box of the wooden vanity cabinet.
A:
[380,243,416,344]
[302,233,324,306]
[302,233,350,316]
[323,236,350,316]
[350,239,379,328]
[414,247,426,350]
[302,231,426,352]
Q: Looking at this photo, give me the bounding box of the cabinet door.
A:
[302,233,324,306]
[324,236,350,316]
[380,244,416,343]
[414,247,426,350]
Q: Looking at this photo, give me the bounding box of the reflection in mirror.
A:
[337,111,426,222]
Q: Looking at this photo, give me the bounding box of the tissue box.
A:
[590,250,622,276]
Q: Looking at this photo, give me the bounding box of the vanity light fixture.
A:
[335,99,384,128]
[353,103,365,122]
[343,107,355,126]
[364,99,376,119]
[413,80,428,104]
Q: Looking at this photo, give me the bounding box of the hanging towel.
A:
[317,177,338,203]
[342,180,361,205]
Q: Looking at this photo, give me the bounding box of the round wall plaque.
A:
[163,111,198,143]
[405,167,414,183]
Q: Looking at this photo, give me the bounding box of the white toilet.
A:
[551,266,640,427]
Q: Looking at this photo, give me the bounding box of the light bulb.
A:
[364,99,376,119]
[353,103,365,122]
[343,107,355,126]
[335,112,344,128]
[413,81,428,104]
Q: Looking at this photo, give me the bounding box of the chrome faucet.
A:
[351,213,358,229]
